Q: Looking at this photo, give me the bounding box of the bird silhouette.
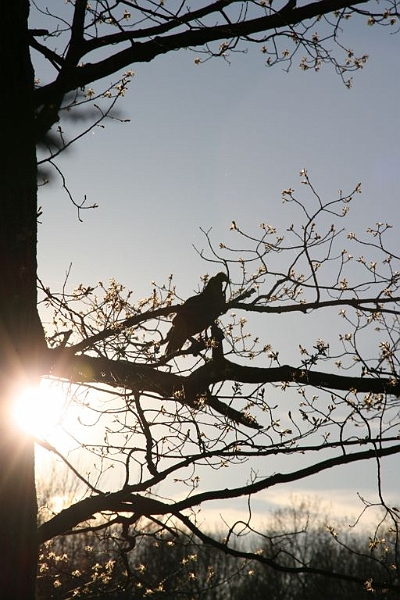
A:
[165,272,228,355]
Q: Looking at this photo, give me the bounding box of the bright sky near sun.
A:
[28,3,400,524]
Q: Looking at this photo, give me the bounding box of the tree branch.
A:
[38,492,171,543]
[38,443,400,548]
[173,443,400,510]
[188,357,400,396]
[231,295,400,315]
[33,0,370,108]
[46,349,400,433]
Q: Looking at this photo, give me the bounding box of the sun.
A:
[11,380,68,439]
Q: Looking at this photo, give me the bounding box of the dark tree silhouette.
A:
[0,2,399,598]
[37,178,400,597]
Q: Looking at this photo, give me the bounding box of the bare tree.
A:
[38,173,400,596]
[1,1,399,598]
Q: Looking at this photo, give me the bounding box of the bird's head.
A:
[210,271,229,283]
[204,272,229,293]
[215,272,229,284]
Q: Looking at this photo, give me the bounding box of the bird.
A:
[165,272,228,355]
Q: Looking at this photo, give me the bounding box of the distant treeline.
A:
[36,512,398,599]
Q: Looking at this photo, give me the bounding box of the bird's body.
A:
[165,272,228,355]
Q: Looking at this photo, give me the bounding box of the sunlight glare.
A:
[12,380,67,438]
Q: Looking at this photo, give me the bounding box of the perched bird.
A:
[165,272,228,355]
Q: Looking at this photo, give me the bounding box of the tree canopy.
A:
[1,1,399,598]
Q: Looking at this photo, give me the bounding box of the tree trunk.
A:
[0,1,45,597]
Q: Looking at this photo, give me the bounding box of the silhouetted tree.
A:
[1,2,399,598]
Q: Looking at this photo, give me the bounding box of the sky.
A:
[30,3,400,530]
[36,11,400,293]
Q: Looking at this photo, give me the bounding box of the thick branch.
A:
[33,0,370,109]
[65,0,87,66]
[48,351,182,398]
[38,443,400,543]
[47,351,262,428]
[38,492,170,543]
[188,358,400,396]
[46,350,400,433]
[173,443,400,510]
[48,350,400,406]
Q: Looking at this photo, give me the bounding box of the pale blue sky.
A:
[32,5,400,525]
[37,14,399,295]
